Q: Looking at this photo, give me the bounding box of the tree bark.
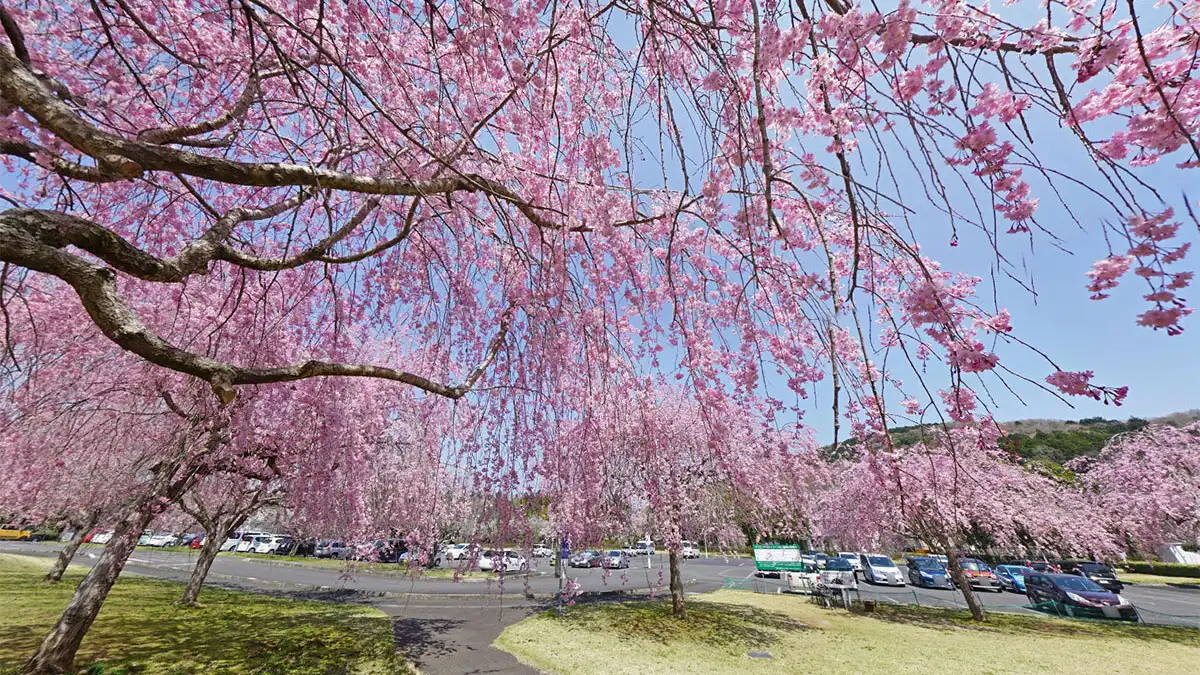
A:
[24,508,153,674]
[177,513,245,607]
[943,547,985,622]
[44,511,99,584]
[669,549,685,619]
[177,529,222,607]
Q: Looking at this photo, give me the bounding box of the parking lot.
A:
[4,541,1197,627]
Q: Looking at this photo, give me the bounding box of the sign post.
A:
[557,537,569,616]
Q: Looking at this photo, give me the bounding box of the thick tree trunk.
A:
[669,549,685,619]
[943,548,985,622]
[178,514,243,607]
[44,511,99,584]
[23,509,153,674]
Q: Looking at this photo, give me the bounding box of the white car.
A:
[681,541,700,558]
[635,541,656,556]
[444,543,471,560]
[479,549,527,572]
[92,530,114,545]
[253,536,290,554]
[837,551,862,572]
[859,553,906,586]
[236,534,272,553]
[820,558,859,589]
[221,531,262,552]
[146,532,179,547]
[531,544,554,558]
[785,562,823,594]
[622,544,641,556]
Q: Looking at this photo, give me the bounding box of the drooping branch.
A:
[0,210,515,401]
[0,47,562,229]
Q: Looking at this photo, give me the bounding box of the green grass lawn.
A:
[0,554,410,674]
[1118,572,1200,585]
[495,589,1200,675]
[229,553,501,579]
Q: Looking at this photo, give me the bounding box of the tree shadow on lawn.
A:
[0,570,405,674]
[547,600,809,649]
[861,604,1200,646]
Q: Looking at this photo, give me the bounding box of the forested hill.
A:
[829,411,1200,467]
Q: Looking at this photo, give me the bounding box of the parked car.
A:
[602,550,629,569]
[314,540,349,559]
[532,543,554,558]
[137,531,153,546]
[179,533,201,547]
[145,532,179,547]
[237,534,275,553]
[443,543,471,560]
[1062,561,1125,593]
[568,550,602,568]
[906,556,954,589]
[635,541,656,556]
[680,541,700,558]
[92,530,114,545]
[190,535,206,550]
[784,561,823,593]
[812,553,829,569]
[253,535,294,555]
[480,549,527,572]
[958,558,1002,592]
[859,554,905,586]
[0,524,32,541]
[1009,559,1062,574]
[820,557,858,589]
[837,552,862,572]
[1025,573,1139,621]
[221,531,262,552]
[995,565,1035,593]
[622,544,641,556]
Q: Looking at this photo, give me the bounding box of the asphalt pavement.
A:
[4,541,1199,673]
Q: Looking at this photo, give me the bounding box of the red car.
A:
[958,558,1002,592]
[1009,559,1062,574]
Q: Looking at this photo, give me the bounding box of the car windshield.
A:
[826,559,852,571]
[608,551,621,556]
[912,558,944,571]
[1079,563,1114,575]
[960,560,987,571]
[1054,576,1106,592]
[839,553,856,559]
[868,556,895,567]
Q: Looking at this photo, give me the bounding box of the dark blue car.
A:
[905,556,953,589]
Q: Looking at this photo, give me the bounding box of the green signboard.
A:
[752,544,807,572]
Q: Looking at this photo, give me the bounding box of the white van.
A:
[681,541,700,558]
[635,540,656,556]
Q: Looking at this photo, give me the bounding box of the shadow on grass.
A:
[390,617,466,663]
[543,600,809,649]
[0,560,408,674]
[862,604,1200,646]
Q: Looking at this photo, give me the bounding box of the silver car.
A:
[860,554,905,586]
